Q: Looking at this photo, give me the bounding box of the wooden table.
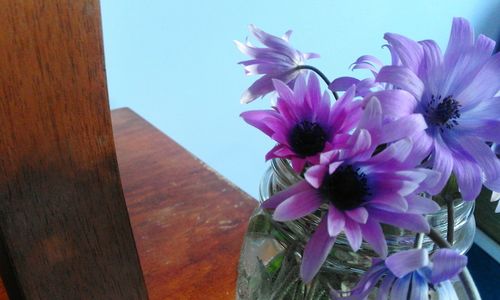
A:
[0,108,257,299]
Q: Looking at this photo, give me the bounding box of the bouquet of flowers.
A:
[235,18,499,300]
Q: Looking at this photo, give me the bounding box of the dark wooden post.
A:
[0,1,148,299]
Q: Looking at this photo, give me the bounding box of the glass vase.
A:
[236,159,476,299]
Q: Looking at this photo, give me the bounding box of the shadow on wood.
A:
[0,1,148,299]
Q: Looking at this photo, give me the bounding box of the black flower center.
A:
[424,95,461,132]
[289,121,327,157]
[319,165,371,211]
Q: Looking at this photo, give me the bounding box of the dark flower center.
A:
[319,165,371,211]
[424,95,461,132]
[289,121,327,157]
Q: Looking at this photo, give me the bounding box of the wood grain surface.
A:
[0,108,257,299]
[0,1,147,299]
[111,108,257,299]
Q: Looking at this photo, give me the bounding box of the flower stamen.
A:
[425,95,461,132]
[319,165,371,211]
[289,121,327,157]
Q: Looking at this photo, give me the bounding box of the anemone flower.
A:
[330,248,468,300]
[235,24,319,103]
[261,97,438,282]
[333,18,500,201]
[329,55,385,97]
[241,73,362,173]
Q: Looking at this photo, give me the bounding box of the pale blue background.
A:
[100,0,500,199]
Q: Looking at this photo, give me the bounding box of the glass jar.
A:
[236,159,476,299]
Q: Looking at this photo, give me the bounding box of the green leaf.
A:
[434,174,461,205]
[266,253,284,274]
[247,212,273,234]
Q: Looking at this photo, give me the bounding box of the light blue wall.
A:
[100,0,500,199]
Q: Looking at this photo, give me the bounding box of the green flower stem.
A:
[428,228,481,300]
[413,232,424,249]
[295,65,339,100]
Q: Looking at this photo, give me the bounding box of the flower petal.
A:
[345,218,363,251]
[430,249,468,284]
[261,180,310,209]
[331,262,387,300]
[329,77,360,92]
[234,39,292,63]
[462,96,500,121]
[368,89,418,119]
[249,24,296,56]
[420,39,443,78]
[359,97,383,133]
[327,205,346,237]
[407,129,434,164]
[273,190,321,221]
[346,207,369,224]
[292,73,307,106]
[290,158,307,173]
[457,52,500,108]
[436,281,459,300]
[351,55,384,75]
[376,274,396,300]
[240,74,275,103]
[444,18,474,70]
[386,248,429,278]
[427,136,454,195]
[406,195,440,214]
[368,193,408,212]
[305,164,328,189]
[376,65,425,99]
[240,110,281,137]
[452,148,482,201]
[300,217,336,283]
[273,78,295,103]
[379,114,427,145]
[409,273,429,300]
[389,276,412,300]
[306,73,322,114]
[265,145,295,161]
[368,138,413,165]
[328,85,358,129]
[370,208,430,233]
[329,161,343,174]
[459,118,500,144]
[458,135,500,183]
[347,129,372,159]
[350,264,389,300]
[395,170,428,184]
[384,32,424,74]
[360,219,388,257]
[243,62,292,75]
[320,150,340,164]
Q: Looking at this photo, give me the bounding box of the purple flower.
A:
[261,97,438,282]
[330,55,385,97]
[330,248,468,300]
[241,74,362,173]
[333,18,500,201]
[235,25,319,103]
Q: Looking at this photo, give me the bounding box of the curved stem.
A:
[295,65,339,100]
[413,232,424,249]
[447,200,455,245]
[427,228,481,300]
